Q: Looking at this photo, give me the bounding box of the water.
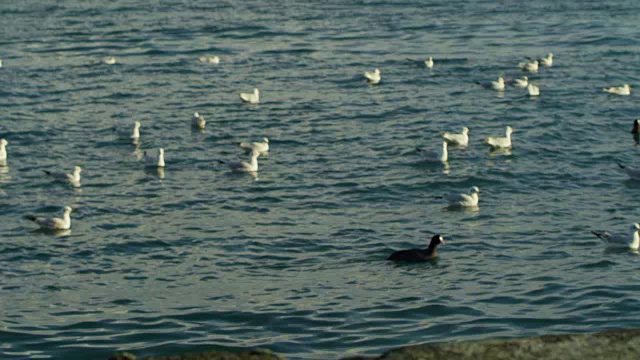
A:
[2,0,640,359]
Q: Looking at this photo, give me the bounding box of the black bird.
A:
[631,119,640,134]
[387,235,445,262]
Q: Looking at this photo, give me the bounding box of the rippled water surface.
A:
[2,1,640,359]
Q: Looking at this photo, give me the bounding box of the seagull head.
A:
[0,139,7,146]
[263,137,269,143]
[134,121,141,129]
[193,112,200,118]
[254,88,260,95]
[63,206,73,213]
[74,166,82,174]
[159,148,164,155]
[625,84,631,90]
[469,186,480,194]
[498,77,504,83]
[506,126,514,135]
[462,127,470,134]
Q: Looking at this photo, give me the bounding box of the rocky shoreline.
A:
[109,328,640,360]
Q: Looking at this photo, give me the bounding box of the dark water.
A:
[2,0,640,359]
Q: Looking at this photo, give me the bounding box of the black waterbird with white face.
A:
[387,235,445,262]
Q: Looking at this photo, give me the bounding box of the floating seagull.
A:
[446,186,480,207]
[103,56,117,65]
[0,139,7,162]
[198,55,220,64]
[218,150,260,173]
[509,76,528,88]
[631,119,640,134]
[416,142,448,163]
[485,126,513,149]
[364,68,381,84]
[25,206,73,230]
[527,84,540,96]
[441,127,469,146]
[240,88,260,104]
[618,163,640,180]
[239,137,269,156]
[540,53,553,67]
[114,121,141,142]
[44,166,82,186]
[592,223,640,250]
[387,235,445,262]
[144,148,165,167]
[476,77,505,91]
[518,59,539,72]
[192,112,206,129]
[603,84,631,96]
[425,56,434,69]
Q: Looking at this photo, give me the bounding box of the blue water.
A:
[2,0,640,359]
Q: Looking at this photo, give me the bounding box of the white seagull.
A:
[218,150,260,173]
[44,166,82,186]
[25,206,73,230]
[416,142,448,163]
[509,76,528,88]
[239,137,269,156]
[198,55,220,64]
[240,88,260,104]
[476,77,505,91]
[144,148,165,167]
[0,138,8,162]
[618,163,640,180]
[485,126,514,149]
[441,127,469,146]
[518,60,539,72]
[192,112,206,129]
[592,223,640,250]
[446,186,480,207]
[603,84,631,96]
[114,121,141,141]
[364,68,381,84]
[103,56,117,65]
[425,56,434,69]
[527,84,540,96]
[541,53,553,67]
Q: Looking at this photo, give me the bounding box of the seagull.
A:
[192,112,206,129]
[144,148,165,167]
[43,166,82,186]
[518,59,539,72]
[114,121,141,141]
[509,76,528,88]
[446,186,480,207]
[441,127,469,146]
[476,77,505,91]
[603,84,631,96]
[425,56,434,69]
[485,126,513,149]
[0,139,7,162]
[364,68,381,84]
[592,223,640,250]
[103,56,117,65]
[0,59,3,68]
[198,55,220,64]
[387,235,445,262]
[416,142,448,163]
[527,84,540,96]
[218,150,260,173]
[239,137,269,156]
[541,53,553,67]
[631,119,640,134]
[25,206,73,230]
[618,163,640,180]
[240,88,260,104]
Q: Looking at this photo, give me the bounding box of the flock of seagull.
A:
[365,52,640,260]
[0,51,638,259]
